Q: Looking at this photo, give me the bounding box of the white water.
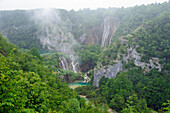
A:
[83,74,91,83]
[59,55,79,73]
[101,17,110,47]
[62,57,69,70]
[59,57,66,70]
[70,55,78,73]
[59,57,69,70]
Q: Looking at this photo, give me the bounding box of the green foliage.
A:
[161,100,170,112]
[59,98,80,113]
[122,94,150,113]
[0,2,170,112]
[133,11,170,63]
[28,47,43,61]
[0,35,104,112]
[81,3,170,112]
[0,10,43,50]
[75,45,102,72]
[76,67,169,112]
[109,94,125,111]
[0,34,18,56]
[113,2,170,41]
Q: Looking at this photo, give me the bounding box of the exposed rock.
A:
[79,17,119,47]
[93,62,123,87]
[93,36,162,87]
[37,24,76,53]
[101,17,119,47]
[79,26,102,45]
[123,47,162,72]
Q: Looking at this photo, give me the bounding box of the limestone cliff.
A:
[79,17,119,47]
[93,62,123,87]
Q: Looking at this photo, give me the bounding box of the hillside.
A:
[0,1,170,113]
[0,34,109,112]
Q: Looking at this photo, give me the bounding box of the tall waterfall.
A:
[101,17,110,47]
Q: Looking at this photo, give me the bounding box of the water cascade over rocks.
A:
[101,17,111,47]
[59,54,79,73]
[83,74,91,83]
[59,57,69,70]
[70,55,79,73]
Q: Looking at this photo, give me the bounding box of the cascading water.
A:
[59,57,66,70]
[62,57,69,70]
[83,74,91,83]
[70,55,78,73]
[101,17,110,47]
[59,57,69,70]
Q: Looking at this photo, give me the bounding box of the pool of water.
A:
[69,81,89,89]
[69,81,89,102]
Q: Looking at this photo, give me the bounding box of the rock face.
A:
[93,34,162,87]
[37,25,75,51]
[123,47,162,72]
[101,17,119,47]
[93,46,162,87]
[79,17,119,47]
[37,16,119,50]
[93,62,123,87]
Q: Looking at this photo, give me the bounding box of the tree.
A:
[28,47,43,60]
[109,94,125,111]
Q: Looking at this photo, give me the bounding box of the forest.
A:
[0,34,110,112]
[0,1,170,113]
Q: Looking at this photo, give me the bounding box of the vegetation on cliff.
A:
[0,1,170,113]
[75,3,170,112]
[0,34,109,113]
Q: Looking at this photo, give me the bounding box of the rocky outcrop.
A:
[37,24,76,52]
[79,26,102,45]
[93,35,162,87]
[93,62,123,87]
[123,47,162,72]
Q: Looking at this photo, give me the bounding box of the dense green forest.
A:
[0,34,109,113]
[75,6,170,112]
[0,1,170,113]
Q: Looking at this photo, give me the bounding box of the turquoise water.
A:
[69,81,89,86]
[69,81,89,102]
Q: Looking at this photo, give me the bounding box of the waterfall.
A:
[72,62,78,73]
[59,54,79,73]
[83,74,91,83]
[70,55,78,73]
[101,17,110,47]
[59,57,66,70]
[62,57,69,70]
[59,57,69,70]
